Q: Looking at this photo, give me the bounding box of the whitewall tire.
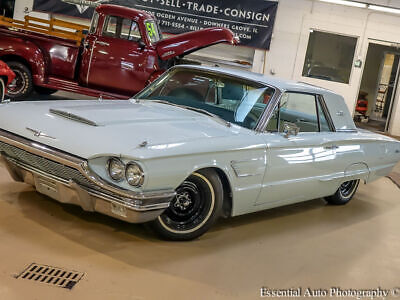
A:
[151,169,223,241]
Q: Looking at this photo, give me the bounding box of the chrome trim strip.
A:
[336,129,358,133]
[255,88,283,132]
[0,129,176,202]
[317,94,336,132]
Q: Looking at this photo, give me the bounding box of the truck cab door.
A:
[83,15,154,95]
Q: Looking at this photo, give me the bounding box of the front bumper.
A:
[0,130,176,223]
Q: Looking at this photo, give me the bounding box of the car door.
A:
[256,92,341,206]
[87,15,151,94]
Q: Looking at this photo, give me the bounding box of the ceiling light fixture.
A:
[367,4,400,14]
[319,0,367,8]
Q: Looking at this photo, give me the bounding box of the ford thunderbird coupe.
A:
[0,65,399,240]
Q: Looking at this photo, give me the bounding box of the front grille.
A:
[0,140,97,190]
[16,263,84,290]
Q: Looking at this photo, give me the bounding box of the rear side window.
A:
[280,93,319,132]
[266,92,333,133]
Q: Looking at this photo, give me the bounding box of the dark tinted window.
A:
[136,69,275,130]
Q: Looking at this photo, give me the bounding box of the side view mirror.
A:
[283,122,300,138]
[138,38,146,50]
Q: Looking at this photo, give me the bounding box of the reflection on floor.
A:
[355,119,386,132]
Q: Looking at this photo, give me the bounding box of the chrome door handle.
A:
[324,145,338,150]
[96,41,109,46]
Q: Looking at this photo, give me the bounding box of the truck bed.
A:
[0,26,81,80]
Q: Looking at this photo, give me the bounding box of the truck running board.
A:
[40,77,130,100]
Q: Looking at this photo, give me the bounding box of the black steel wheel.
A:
[0,77,4,101]
[325,179,360,205]
[6,61,33,100]
[151,169,223,241]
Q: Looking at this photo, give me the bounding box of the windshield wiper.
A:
[149,100,231,128]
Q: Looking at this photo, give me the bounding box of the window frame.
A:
[102,15,142,41]
[264,91,336,134]
[89,11,99,35]
[301,29,358,85]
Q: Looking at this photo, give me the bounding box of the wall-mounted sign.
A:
[33,0,278,49]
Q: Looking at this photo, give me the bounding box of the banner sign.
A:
[33,0,278,49]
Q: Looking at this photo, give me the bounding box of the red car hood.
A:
[155,27,238,61]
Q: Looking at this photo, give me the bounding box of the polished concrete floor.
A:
[0,162,399,300]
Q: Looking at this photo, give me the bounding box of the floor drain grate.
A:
[16,263,84,290]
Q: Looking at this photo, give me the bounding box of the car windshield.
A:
[145,20,162,43]
[135,69,275,130]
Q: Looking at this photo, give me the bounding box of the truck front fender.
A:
[0,35,47,84]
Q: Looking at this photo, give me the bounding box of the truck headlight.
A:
[107,158,125,182]
[125,162,144,187]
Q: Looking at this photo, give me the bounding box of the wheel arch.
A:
[0,44,47,85]
[193,166,233,218]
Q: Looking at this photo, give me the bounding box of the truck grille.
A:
[0,141,97,190]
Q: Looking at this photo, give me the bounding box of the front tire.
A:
[325,179,360,205]
[6,61,33,100]
[151,169,223,241]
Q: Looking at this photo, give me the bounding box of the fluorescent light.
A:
[320,0,367,8]
[368,4,400,14]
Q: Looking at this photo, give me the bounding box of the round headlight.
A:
[107,158,125,181]
[125,162,144,187]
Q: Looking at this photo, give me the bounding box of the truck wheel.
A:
[0,77,4,101]
[151,169,223,241]
[34,86,58,95]
[6,62,33,100]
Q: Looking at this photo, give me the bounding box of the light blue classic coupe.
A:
[0,65,399,240]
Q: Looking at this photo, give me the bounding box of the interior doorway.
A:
[0,0,14,18]
[355,41,400,132]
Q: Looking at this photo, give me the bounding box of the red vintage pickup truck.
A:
[0,4,237,99]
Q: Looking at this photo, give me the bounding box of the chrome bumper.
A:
[0,130,176,223]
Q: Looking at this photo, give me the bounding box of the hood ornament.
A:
[26,127,56,140]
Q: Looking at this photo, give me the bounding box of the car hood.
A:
[155,27,238,61]
[0,100,241,159]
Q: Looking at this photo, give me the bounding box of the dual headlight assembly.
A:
[106,157,144,187]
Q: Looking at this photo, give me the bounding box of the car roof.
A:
[175,65,333,95]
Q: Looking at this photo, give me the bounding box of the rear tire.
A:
[325,179,360,205]
[0,77,4,101]
[34,86,58,95]
[151,169,223,241]
[6,61,33,100]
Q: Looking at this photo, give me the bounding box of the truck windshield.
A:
[145,20,162,43]
[135,69,275,130]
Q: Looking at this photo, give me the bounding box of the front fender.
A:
[0,36,47,84]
